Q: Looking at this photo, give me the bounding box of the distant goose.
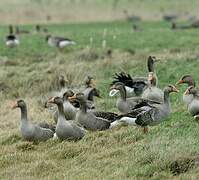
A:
[5,25,20,47]
[46,35,76,48]
[12,99,55,142]
[15,26,30,35]
[35,25,48,33]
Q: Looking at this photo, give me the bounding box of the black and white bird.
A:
[46,35,76,49]
[5,25,20,47]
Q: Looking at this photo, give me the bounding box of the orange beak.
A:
[68,94,77,102]
[176,79,184,85]
[184,89,189,95]
[47,97,55,104]
[11,101,18,109]
[172,86,179,93]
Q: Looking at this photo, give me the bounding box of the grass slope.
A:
[1,21,199,179]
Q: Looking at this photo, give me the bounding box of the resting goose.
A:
[47,97,85,140]
[142,72,164,102]
[176,75,196,105]
[110,82,161,113]
[184,86,199,119]
[12,100,54,142]
[46,35,76,48]
[5,25,20,47]
[69,93,118,131]
[111,85,179,133]
[111,56,159,97]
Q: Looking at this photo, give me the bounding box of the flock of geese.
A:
[11,54,199,142]
[5,25,76,48]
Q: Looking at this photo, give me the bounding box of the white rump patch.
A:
[109,89,119,97]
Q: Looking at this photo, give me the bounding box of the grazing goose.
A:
[5,25,20,47]
[46,35,76,48]
[184,86,199,119]
[111,56,159,97]
[47,97,85,140]
[69,93,117,131]
[141,72,164,102]
[176,75,196,105]
[12,100,54,142]
[111,85,179,133]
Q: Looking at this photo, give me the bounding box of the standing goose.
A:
[184,86,199,119]
[5,25,20,47]
[69,93,117,131]
[111,56,159,97]
[46,35,76,49]
[47,97,85,140]
[176,75,196,105]
[12,100,54,142]
[112,85,179,133]
[141,72,164,102]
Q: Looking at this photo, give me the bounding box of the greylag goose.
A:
[69,93,118,131]
[46,35,76,48]
[111,56,159,97]
[184,86,199,119]
[47,97,85,140]
[12,100,54,142]
[110,82,161,113]
[176,75,196,105]
[111,85,179,133]
[5,25,20,47]
[141,72,164,102]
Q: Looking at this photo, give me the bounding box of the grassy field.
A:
[1,0,199,24]
[1,20,199,179]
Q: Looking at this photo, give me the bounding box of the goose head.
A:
[184,86,198,96]
[46,35,51,41]
[164,85,179,94]
[58,75,68,88]
[47,96,63,105]
[176,75,195,86]
[63,90,75,100]
[85,76,96,88]
[147,56,160,72]
[109,82,126,97]
[11,99,26,109]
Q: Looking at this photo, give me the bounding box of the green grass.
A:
[1,21,199,179]
[1,0,199,23]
